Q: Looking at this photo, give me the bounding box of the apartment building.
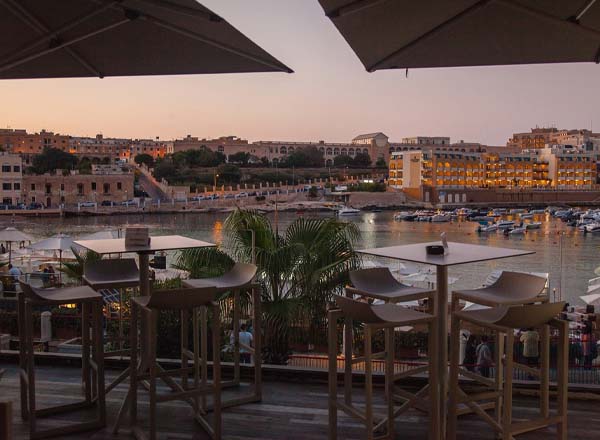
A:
[507,127,600,149]
[0,153,23,205]
[0,128,70,155]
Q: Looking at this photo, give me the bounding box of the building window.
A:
[13,183,20,190]
[103,183,110,194]
[60,183,65,191]
[45,184,51,194]
[77,183,84,195]
[2,183,11,190]
[117,182,122,190]
[91,182,96,191]
[31,184,35,191]
[13,165,20,173]
[1,165,10,172]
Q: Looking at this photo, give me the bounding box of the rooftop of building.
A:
[352,132,388,141]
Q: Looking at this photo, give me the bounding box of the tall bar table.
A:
[74,235,215,433]
[358,241,534,438]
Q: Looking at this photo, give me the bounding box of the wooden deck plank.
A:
[0,364,597,439]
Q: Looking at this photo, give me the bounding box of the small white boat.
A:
[394,211,414,221]
[477,224,498,233]
[584,223,600,233]
[496,220,516,230]
[510,208,527,214]
[519,213,534,219]
[525,222,542,230]
[529,209,546,215]
[337,206,361,216]
[509,226,527,235]
[431,213,452,222]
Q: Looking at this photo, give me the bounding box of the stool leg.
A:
[17,293,28,420]
[328,310,338,440]
[252,286,262,401]
[233,290,240,385]
[181,310,189,391]
[129,303,139,428]
[494,331,504,428]
[25,301,36,435]
[364,325,373,440]
[149,310,158,440]
[93,302,106,426]
[192,308,200,413]
[81,303,91,403]
[211,303,222,440]
[447,313,459,440]
[385,327,395,439]
[502,332,514,440]
[200,306,208,411]
[539,324,550,419]
[343,293,353,406]
[556,320,568,440]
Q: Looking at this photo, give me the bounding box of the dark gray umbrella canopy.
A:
[318,0,600,71]
[0,0,292,79]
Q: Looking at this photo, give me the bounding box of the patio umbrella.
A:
[0,0,292,79]
[318,0,600,71]
[29,234,74,267]
[580,293,600,306]
[0,227,34,263]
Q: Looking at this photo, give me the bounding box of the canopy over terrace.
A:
[0,0,292,79]
[318,0,600,71]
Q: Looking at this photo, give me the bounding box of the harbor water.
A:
[3,211,596,305]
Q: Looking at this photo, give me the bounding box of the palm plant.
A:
[175,209,361,364]
[58,246,102,282]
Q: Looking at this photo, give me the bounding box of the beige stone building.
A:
[23,169,134,208]
[0,153,23,205]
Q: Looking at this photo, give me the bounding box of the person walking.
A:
[476,335,493,378]
[463,334,478,372]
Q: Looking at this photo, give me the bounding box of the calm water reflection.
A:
[3,211,597,305]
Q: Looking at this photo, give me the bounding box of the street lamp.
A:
[213,171,219,192]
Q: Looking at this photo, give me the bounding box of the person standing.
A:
[520,328,540,367]
[476,335,493,378]
[463,335,478,372]
[238,324,253,364]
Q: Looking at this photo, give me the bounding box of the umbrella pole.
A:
[8,242,11,264]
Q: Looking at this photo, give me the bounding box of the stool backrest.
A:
[147,286,217,310]
[334,294,383,323]
[220,262,257,287]
[495,301,565,329]
[19,281,46,302]
[491,271,547,298]
[350,267,399,292]
[84,258,139,280]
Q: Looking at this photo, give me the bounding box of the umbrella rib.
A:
[325,0,391,18]
[0,0,111,77]
[135,0,222,21]
[366,0,496,72]
[0,17,131,76]
[575,0,598,21]
[142,14,293,73]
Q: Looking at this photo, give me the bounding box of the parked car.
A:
[235,192,248,199]
[27,202,43,210]
[79,201,96,207]
[100,200,114,206]
[121,199,136,206]
[224,193,235,199]
[190,195,205,201]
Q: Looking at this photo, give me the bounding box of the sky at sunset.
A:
[2,0,600,146]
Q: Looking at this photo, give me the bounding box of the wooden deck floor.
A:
[1,363,599,439]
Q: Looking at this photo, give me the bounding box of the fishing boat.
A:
[584,223,600,233]
[394,211,415,221]
[337,206,361,216]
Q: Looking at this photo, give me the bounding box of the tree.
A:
[375,157,387,168]
[216,163,241,184]
[333,155,353,167]
[285,146,324,168]
[353,152,372,168]
[228,152,250,165]
[308,186,318,198]
[134,153,155,167]
[77,157,92,174]
[175,209,360,364]
[30,147,78,174]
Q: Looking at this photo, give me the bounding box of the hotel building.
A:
[0,153,23,205]
[389,144,598,191]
